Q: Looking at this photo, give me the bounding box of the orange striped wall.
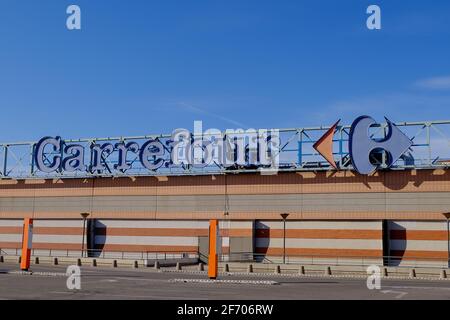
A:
[93,220,254,254]
[0,220,86,254]
[0,170,449,221]
[1,218,448,267]
[255,221,383,260]
[388,221,449,262]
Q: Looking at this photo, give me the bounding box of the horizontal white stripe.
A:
[95,220,209,229]
[219,221,253,229]
[95,235,199,246]
[256,238,382,250]
[33,220,84,228]
[0,234,22,242]
[33,235,84,243]
[0,219,23,227]
[256,221,381,230]
[390,240,448,251]
[0,249,21,255]
[389,221,447,231]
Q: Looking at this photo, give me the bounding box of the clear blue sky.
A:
[1,0,450,141]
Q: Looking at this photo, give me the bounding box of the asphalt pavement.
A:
[0,263,450,300]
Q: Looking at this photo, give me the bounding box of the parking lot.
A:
[1,263,450,300]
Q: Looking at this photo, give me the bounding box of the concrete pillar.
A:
[299,265,305,275]
[224,264,230,273]
[275,265,281,274]
[154,261,160,270]
[176,262,182,271]
[325,266,332,276]
[409,269,416,278]
[247,264,253,273]
[440,269,447,279]
[34,257,39,265]
[53,257,58,265]
[92,259,97,267]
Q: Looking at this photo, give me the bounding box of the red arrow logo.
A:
[313,120,340,169]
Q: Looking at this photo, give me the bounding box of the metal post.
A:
[280,213,289,264]
[20,218,33,271]
[208,219,219,279]
[80,212,90,258]
[439,213,450,268]
[30,144,35,176]
[283,219,286,264]
[426,124,432,166]
[3,146,8,177]
[81,218,86,257]
[443,213,450,269]
[297,130,303,166]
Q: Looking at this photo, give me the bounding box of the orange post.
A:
[208,219,219,279]
[20,218,33,271]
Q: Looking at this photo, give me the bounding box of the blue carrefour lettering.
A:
[34,137,62,173]
[140,140,165,171]
[62,144,86,172]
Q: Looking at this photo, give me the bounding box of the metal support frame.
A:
[0,120,449,180]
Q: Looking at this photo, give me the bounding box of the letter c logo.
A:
[349,116,413,175]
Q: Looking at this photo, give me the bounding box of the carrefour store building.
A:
[0,116,449,267]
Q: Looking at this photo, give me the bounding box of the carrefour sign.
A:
[349,116,413,174]
[33,116,413,176]
[312,115,413,175]
[34,125,281,175]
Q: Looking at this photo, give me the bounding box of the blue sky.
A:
[0,0,450,141]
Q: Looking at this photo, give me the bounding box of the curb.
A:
[169,279,279,285]
[7,271,69,277]
[160,268,450,282]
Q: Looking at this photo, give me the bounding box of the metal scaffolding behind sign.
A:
[0,119,449,180]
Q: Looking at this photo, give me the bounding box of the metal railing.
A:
[1,248,448,269]
[219,252,273,263]
[0,248,198,261]
[220,252,450,269]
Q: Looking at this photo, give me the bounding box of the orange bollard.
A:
[20,218,33,271]
[208,219,219,279]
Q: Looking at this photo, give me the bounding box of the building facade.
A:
[0,169,449,267]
